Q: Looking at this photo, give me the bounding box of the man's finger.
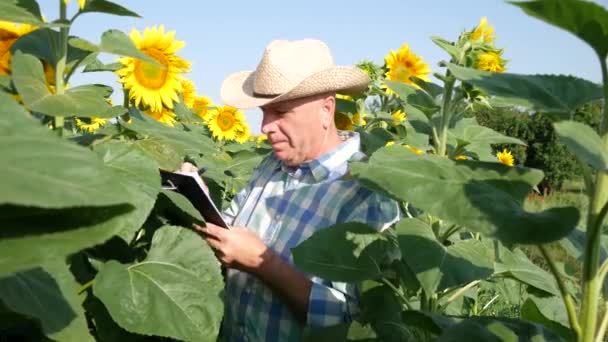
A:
[204,223,226,238]
[180,162,197,173]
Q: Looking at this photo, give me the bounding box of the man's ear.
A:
[321,95,336,129]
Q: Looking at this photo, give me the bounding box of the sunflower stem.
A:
[538,244,582,339]
[437,70,455,157]
[53,0,69,136]
[580,53,608,342]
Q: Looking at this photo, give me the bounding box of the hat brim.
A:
[220,66,370,109]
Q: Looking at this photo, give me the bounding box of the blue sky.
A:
[40,0,608,132]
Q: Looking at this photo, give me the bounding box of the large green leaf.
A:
[351,147,579,244]
[510,0,608,59]
[0,0,44,25]
[11,52,115,117]
[69,29,158,65]
[304,321,379,341]
[447,63,602,115]
[0,142,158,276]
[450,118,525,147]
[0,136,129,209]
[554,121,608,172]
[385,80,440,117]
[437,316,562,341]
[0,263,92,341]
[359,285,411,341]
[11,28,92,74]
[94,226,224,341]
[292,223,396,282]
[121,112,216,157]
[80,0,140,17]
[431,36,460,60]
[493,245,559,296]
[521,295,573,341]
[396,218,493,295]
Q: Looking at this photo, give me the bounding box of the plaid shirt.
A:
[220,131,399,341]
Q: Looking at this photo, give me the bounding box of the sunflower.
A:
[385,141,395,147]
[384,43,431,94]
[180,78,196,108]
[145,107,177,127]
[335,112,353,131]
[470,17,496,43]
[352,113,366,126]
[207,105,245,141]
[256,134,268,145]
[116,25,191,112]
[75,117,107,133]
[392,109,406,126]
[454,155,468,160]
[63,0,87,9]
[235,122,251,144]
[191,95,212,120]
[496,149,514,166]
[0,21,37,75]
[476,51,506,73]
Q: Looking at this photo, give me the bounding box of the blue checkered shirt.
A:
[220,131,400,341]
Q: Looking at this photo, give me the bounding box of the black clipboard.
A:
[160,169,229,229]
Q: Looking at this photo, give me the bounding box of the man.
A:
[192,39,399,341]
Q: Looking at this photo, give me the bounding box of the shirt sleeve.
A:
[306,191,400,327]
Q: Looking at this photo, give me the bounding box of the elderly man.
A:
[194,39,399,341]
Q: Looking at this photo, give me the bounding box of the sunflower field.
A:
[1,0,608,341]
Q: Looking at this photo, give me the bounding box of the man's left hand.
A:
[193,223,271,273]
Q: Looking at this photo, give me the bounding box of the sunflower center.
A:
[394,65,412,82]
[134,48,169,90]
[217,111,236,131]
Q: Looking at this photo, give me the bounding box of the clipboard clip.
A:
[161,179,178,190]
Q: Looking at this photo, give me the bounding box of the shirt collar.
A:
[275,130,361,182]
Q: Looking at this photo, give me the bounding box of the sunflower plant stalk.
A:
[53,0,69,133]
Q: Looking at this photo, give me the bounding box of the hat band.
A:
[252,91,281,98]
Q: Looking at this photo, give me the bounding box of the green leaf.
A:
[396,219,493,294]
[69,29,158,65]
[350,147,579,244]
[358,127,393,155]
[336,97,357,114]
[385,80,440,117]
[431,36,460,60]
[304,321,379,341]
[158,189,204,223]
[94,226,224,341]
[0,143,158,277]
[447,63,603,116]
[437,316,562,341]
[521,295,573,341]
[11,28,92,74]
[0,263,91,341]
[360,285,411,341]
[450,118,526,147]
[494,245,559,296]
[292,223,395,282]
[82,296,147,342]
[121,111,216,157]
[11,52,114,117]
[82,58,122,72]
[0,0,44,25]
[81,0,140,17]
[554,121,608,171]
[509,0,608,59]
[0,136,129,209]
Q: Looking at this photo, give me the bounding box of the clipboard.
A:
[160,169,230,229]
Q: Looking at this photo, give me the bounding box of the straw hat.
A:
[220,39,370,109]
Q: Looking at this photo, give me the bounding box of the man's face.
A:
[260,94,334,166]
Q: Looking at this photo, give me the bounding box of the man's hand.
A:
[194,222,313,322]
[193,222,270,273]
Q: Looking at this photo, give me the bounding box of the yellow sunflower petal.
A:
[116,25,190,112]
[207,105,245,141]
[496,148,514,166]
[383,43,431,94]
